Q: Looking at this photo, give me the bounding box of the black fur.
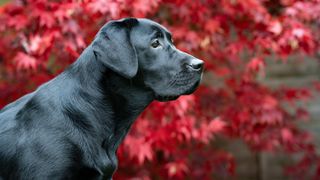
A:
[0,18,203,179]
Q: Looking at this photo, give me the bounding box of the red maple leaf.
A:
[13,52,37,70]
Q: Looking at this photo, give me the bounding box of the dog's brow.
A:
[151,26,163,37]
[151,25,173,42]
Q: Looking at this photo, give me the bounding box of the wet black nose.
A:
[188,59,204,71]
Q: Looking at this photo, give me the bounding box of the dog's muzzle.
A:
[155,58,204,102]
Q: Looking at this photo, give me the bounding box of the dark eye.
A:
[151,39,161,48]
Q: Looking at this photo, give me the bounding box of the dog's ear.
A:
[92,18,139,79]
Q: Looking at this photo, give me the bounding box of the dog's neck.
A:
[65,46,153,151]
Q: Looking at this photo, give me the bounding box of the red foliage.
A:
[1,0,320,179]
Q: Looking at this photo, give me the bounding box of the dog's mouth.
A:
[182,79,201,95]
[155,95,180,102]
[154,79,201,102]
[153,69,203,102]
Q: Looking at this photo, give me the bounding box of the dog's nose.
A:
[189,59,204,71]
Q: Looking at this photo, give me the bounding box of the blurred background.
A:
[1,0,320,179]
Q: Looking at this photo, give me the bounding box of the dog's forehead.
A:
[137,18,171,34]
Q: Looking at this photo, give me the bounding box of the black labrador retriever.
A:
[0,18,203,180]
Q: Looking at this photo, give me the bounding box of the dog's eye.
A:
[151,39,161,48]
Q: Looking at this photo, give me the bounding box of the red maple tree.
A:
[1,0,320,179]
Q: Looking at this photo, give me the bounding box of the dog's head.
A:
[92,18,203,102]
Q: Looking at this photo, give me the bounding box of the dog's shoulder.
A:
[0,92,34,132]
[0,81,109,179]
